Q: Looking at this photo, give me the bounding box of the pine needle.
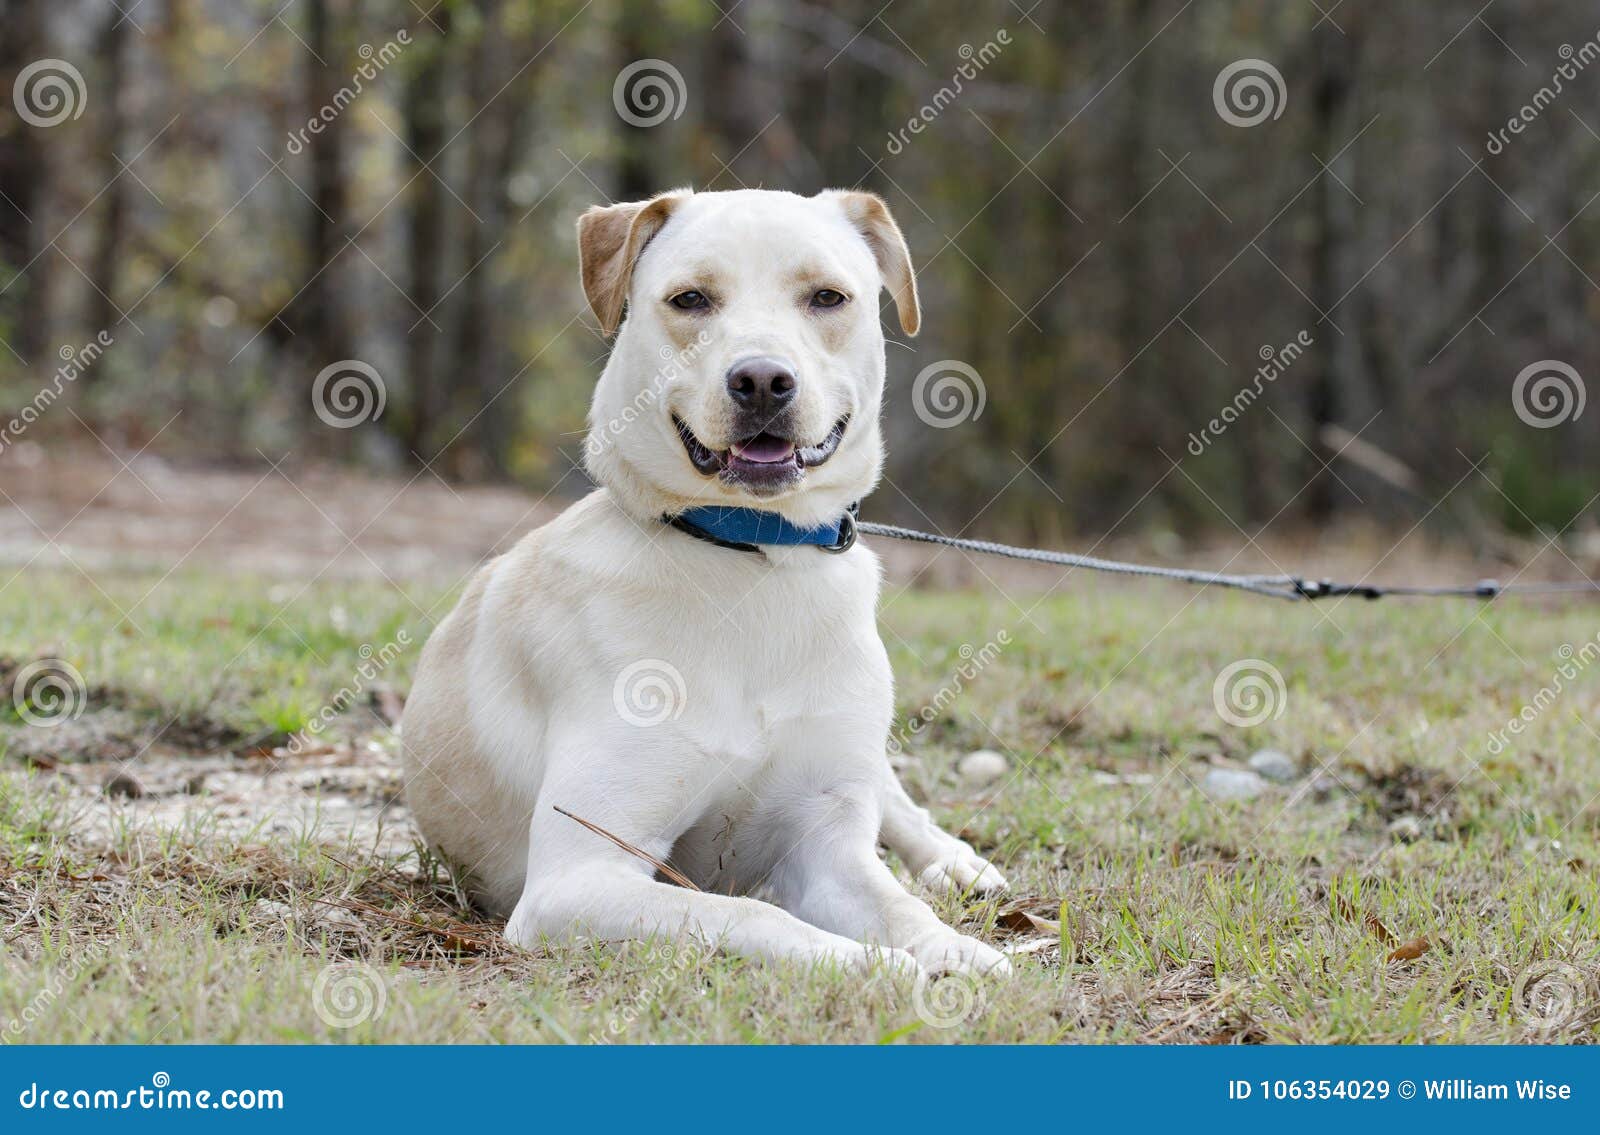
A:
[553,805,702,891]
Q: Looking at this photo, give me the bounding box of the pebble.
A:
[1387,815,1425,842]
[958,749,1009,787]
[887,751,921,773]
[1201,767,1268,802]
[1308,773,1342,800]
[1247,749,1299,783]
[317,905,364,932]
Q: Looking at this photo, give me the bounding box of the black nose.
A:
[725,356,797,418]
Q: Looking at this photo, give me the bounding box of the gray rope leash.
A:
[854,520,1597,603]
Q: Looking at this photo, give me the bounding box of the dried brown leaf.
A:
[1387,936,1431,963]
[996,899,1061,936]
[1332,893,1397,945]
[1364,913,1398,946]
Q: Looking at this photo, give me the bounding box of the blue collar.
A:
[667,505,857,554]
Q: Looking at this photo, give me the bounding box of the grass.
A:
[1,564,1598,1043]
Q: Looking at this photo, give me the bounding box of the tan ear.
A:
[576,190,688,335]
[824,190,920,336]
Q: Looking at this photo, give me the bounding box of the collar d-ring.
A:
[819,509,857,554]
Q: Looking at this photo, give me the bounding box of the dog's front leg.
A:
[504,785,917,974]
[879,762,1009,895]
[761,776,1010,977]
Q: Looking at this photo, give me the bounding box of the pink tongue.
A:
[731,434,796,463]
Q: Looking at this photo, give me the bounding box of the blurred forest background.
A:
[0,0,1594,544]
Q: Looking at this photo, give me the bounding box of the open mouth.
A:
[674,415,849,490]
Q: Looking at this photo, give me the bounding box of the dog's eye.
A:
[810,289,848,309]
[668,290,710,311]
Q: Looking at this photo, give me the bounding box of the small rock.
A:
[101,772,144,799]
[887,751,921,773]
[1387,815,1425,842]
[1248,749,1298,783]
[1201,767,1268,802]
[1308,773,1342,800]
[317,905,364,932]
[252,899,293,922]
[958,749,1009,787]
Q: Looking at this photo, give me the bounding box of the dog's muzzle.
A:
[674,414,849,493]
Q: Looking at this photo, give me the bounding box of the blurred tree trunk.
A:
[296,0,354,431]
[784,0,836,183]
[613,0,657,200]
[704,0,792,186]
[1034,2,1089,536]
[402,15,453,463]
[1462,3,1512,426]
[0,0,51,367]
[87,4,130,357]
[1112,0,1159,469]
[154,0,217,434]
[447,0,522,479]
[1304,22,1355,522]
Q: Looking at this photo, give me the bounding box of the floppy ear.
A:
[576,190,688,335]
[824,190,921,336]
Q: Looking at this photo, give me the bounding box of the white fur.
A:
[403,189,1008,977]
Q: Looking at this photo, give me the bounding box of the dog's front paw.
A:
[904,930,1011,978]
[917,848,1009,897]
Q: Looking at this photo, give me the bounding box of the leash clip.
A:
[1294,577,1383,601]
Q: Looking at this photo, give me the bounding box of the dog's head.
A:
[580,188,919,529]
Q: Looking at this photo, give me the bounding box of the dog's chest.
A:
[658,562,891,786]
